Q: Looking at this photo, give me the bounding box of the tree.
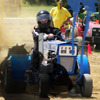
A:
[23,0,55,5]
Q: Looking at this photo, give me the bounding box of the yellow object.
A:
[57,1,60,29]
[83,11,94,16]
[0,0,3,17]
[50,7,71,29]
[91,13,94,17]
[57,1,60,10]
[64,23,70,29]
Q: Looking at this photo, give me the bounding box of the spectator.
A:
[83,7,94,21]
[50,0,72,29]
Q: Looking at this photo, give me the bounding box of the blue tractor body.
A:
[8,39,89,84]
[9,55,31,82]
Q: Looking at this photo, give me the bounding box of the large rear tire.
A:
[3,59,26,93]
[38,74,49,98]
[3,59,13,93]
[81,74,93,97]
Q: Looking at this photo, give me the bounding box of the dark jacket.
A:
[30,26,64,70]
[32,26,64,51]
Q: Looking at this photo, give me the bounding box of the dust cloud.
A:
[0,17,36,63]
[0,0,37,67]
[0,22,7,46]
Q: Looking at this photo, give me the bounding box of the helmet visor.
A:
[37,14,51,22]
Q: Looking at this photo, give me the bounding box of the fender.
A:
[9,55,31,81]
[77,55,90,75]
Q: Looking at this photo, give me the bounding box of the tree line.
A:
[23,0,68,7]
[23,0,56,5]
[23,0,99,14]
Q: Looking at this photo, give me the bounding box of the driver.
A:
[27,10,64,72]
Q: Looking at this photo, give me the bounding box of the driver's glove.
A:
[47,34,54,40]
[44,33,54,40]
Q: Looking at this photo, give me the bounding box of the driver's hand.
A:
[48,33,54,37]
[47,33,54,40]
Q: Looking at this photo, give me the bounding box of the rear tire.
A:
[3,59,12,93]
[3,59,26,93]
[38,74,49,98]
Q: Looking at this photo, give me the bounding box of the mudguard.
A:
[77,55,90,75]
[9,55,31,82]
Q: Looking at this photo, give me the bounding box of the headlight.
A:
[92,28,97,32]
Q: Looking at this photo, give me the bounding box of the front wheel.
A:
[80,74,93,97]
[38,74,49,98]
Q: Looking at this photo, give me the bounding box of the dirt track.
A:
[0,18,100,100]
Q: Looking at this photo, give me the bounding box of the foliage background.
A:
[23,0,68,7]
[22,0,73,15]
[22,0,100,19]
[22,0,99,15]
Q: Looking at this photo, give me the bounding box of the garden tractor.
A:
[3,32,93,98]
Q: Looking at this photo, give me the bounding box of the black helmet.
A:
[36,10,51,29]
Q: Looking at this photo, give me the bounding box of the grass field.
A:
[21,5,54,17]
[0,5,54,18]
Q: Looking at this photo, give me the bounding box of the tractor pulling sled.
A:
[3,31,93,97]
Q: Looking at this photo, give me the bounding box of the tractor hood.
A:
[44,39,78,53]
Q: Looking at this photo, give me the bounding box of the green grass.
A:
[21,5,54,17]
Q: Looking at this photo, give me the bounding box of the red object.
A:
[61,27,65,33]
[95,20,99,23]
[88,44,92,54]
[77,23,84,37]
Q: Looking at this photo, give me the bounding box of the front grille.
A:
[92,28,100,37]
[60,57,74,72]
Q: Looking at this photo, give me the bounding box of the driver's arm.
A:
[53,28,64,41]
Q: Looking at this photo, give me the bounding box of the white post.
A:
[38,33,44,54]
